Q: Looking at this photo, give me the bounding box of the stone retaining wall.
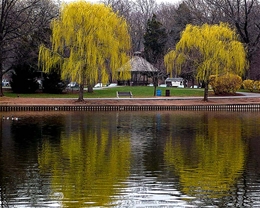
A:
[1,104,260,111]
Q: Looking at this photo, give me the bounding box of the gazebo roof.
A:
[119,56,158,72]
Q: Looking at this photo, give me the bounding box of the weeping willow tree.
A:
[38,1,131,101]
[164,23,248,101]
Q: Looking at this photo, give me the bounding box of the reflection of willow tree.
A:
[164,114,246,199]
[38,126,131,207]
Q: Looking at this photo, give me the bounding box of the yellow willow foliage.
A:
[39,1,131,85]
[38,127,131,207]
[164,114,246,198]
[164,23,248,81]
[164,50,176,74]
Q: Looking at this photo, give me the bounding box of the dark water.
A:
[1,111,260,207]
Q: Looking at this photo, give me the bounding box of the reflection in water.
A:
[38,112,131,207]
[164,113,246,205]
[1,111,260,207]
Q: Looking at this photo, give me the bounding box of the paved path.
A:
[64,92,260,100]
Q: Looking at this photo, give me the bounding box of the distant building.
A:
[165,77,184,88]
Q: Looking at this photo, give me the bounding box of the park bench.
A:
[116,91,133,98]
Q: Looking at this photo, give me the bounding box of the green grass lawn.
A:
[3,86,205,98]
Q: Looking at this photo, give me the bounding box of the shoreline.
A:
[1,96,260,111]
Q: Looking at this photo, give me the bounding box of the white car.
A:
[67,82,79,88]
[159,84,167,87]
[178,85,184,88]
[2,79,9,86]
[107,83,117,87]
[94,83,102,88]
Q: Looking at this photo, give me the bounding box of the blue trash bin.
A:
[156,89,161,96]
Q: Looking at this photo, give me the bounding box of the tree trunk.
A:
[203,82,209,102]
[153,86,157,96]
[87,84,93,93]
[0,73,3,97]
[153,76,158,96]
[78,83,84,102]
[0,50,3,97]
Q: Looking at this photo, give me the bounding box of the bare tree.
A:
[0,0,59,96]
[156,3,178,52]
[101,0,134,18]
[184,0,223,24]
[135,0,157,21]
[102,0,181,54]
[15,0,59,63]
[128,0,158,52]
[101,0,141,52]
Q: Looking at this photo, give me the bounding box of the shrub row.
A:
[242,79,260,92]
[209,73,242,95]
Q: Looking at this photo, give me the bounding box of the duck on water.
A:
[2,116,20,120]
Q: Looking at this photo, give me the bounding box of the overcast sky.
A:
[62,0,181,5]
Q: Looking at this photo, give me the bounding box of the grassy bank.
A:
[3,86,205,98]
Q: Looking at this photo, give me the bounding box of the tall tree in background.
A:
[166,2,194,81]
[0,0,43,96]
[11,63,39,93]
[156,3,178,51]
[144,14,167,66]
[144,14,167,95]
[129,0,158,52]
[164,23,247,101]
[39,2,131,101]
[14,0,59,66]
[11,0,59,93]
[101,0,134,18]
[101,0,182,54]
[171,2,193,44]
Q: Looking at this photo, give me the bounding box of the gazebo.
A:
[118,53,158,86]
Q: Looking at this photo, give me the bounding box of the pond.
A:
[0,111,260,207]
